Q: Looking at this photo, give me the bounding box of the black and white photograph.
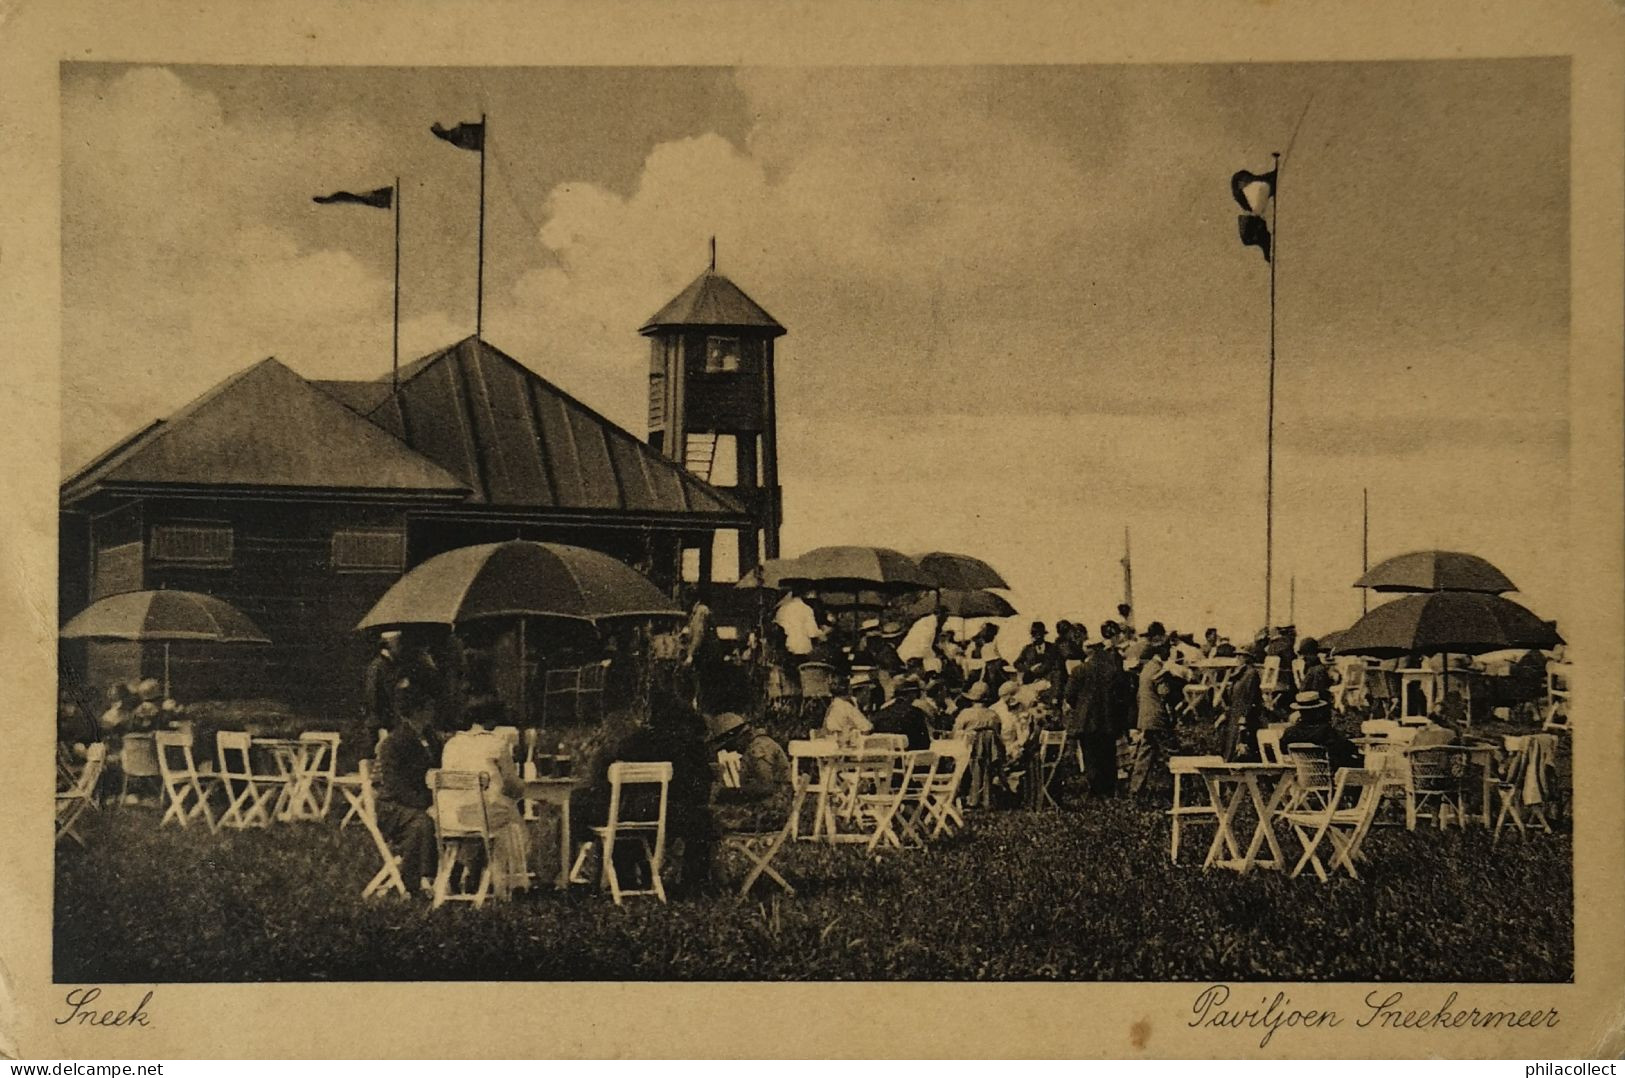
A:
[8,0,1625,1060]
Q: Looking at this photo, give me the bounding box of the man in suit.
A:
[1222,642,1266,761]
[373,680,441,895]
[870,675,932,750]
[1067,622,1128,797]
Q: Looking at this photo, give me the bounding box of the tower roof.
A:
[638,270,785,337]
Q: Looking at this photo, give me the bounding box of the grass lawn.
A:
[55,770,1572,983]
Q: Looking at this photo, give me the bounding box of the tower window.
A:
[705,336,742,373]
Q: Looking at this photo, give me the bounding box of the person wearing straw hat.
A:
[1282,690,1360,771]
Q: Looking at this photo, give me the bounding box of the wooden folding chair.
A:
[1035,729,1068,810]
[721,773,811,898]
[56,743,107,848]
[917,737,972,839]
[1493,734,1559,844]
[1167,754,1224,863]
[1256,725,1288,766]
[426,769,497,909]
[155,729,219,831]
[1280,768,1384,881]
[297,731,342,818]
[1260,657,1283,711]
[215,731,286,829]
[1542,662,1571,732]
[1331,660,1369,715]
[716,749,743,789]
[351,760,408,899]
[859,750,933,853]
[587,761,672,905]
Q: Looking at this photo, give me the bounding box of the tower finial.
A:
[709,235,716,273]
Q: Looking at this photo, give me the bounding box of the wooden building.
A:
[60,313,765,713]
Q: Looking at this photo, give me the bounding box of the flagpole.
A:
[392,176,401,393]
[476,112,486,341]
[1361,487,1370,616]
[1265,150,1280,633]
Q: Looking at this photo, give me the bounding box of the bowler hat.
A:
[705,711,748,741]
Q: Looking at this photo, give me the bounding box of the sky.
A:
[59,60,1570,640]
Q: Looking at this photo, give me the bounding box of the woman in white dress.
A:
[437,695,529,899]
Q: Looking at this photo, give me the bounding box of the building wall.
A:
[64,493,704,720]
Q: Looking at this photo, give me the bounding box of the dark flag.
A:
[1231,166,1276,262]
[431,120,485,152]
[312,186,394,209]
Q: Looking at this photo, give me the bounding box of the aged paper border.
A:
[2,0,1621,1059]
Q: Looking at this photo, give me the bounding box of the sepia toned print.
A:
[3,0,1622,1060]
[52,59,1574,984]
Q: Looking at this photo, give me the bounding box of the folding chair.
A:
[585,761,672,905]
[117,732,161,805]
[351,760,408,899]
[215,731,287,829]
[298,731,342,818]
[56,743,107,848]
[721,773,811,897]
[1167,754,1224,863]
[1542,662,1571,732]
[1283,743,1333,813]
[1280,768,1384,881]
[155,729,219,831]
[716,750,743,789]
[1260,657,1283,711]
[1401,744,1462,830]
[426,769,497,909]
[1493,734,1560,844]
[858,750,934,853]
[1256,725,1288,766]
[797,662,838,726]
[1331,660,1369,715]
[577,661,610,724]
[918,737,972,839]
[1035,729,1069,810]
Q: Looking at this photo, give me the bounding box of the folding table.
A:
[254,738,328,822]
[1195,762,1296,874]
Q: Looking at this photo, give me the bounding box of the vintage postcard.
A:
[2,0,1622,1060]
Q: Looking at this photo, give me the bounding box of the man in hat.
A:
[1298,637,1333,700]
[1015,621,1061,689]
[1067,622,1128,797]
[709,711,792,833]
[819,672,874,747]
[870,674,932,750]
[362,629,443,756]
[855,616,907,695]
[1281,690,1360,770]
[1221,641,1267,761]
[1127,641,1177,798]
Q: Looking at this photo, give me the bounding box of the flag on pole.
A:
[312,186,394,208]
[431,120,485,152]
[1231,166,1276,262]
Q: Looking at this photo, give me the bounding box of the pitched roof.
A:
[331,337,748,518]
[62,358,468,504]
[638,270,786,336]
